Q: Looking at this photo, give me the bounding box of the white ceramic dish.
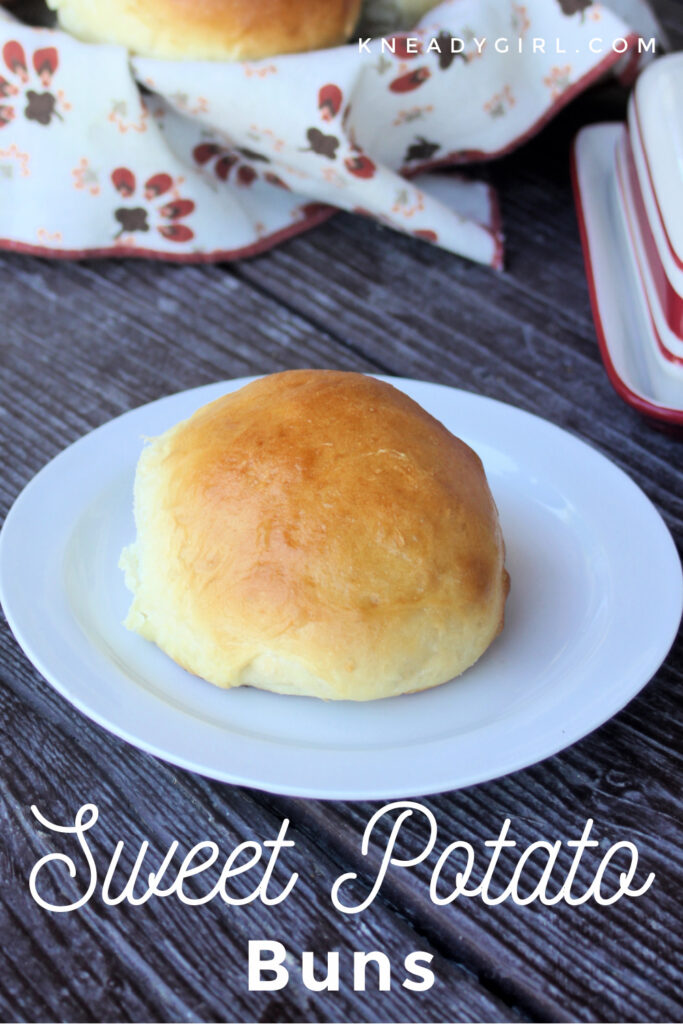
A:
[628,88,683,343]
[632,54,683,274]
[1,377,681,800]
[572,123,683,426]
[614,133,683,374]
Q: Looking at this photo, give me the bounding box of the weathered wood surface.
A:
[1,1,682,1021]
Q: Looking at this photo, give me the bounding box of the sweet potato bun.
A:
[120,371,509,701]
[46,0,363,61]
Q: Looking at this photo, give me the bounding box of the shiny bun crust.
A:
[46,0,363,61]
[120,371,509,701]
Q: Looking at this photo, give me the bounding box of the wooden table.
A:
[1,2,681,1020]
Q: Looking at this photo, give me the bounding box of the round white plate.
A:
[1,378,681,800]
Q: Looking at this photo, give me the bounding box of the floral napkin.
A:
[0,0,636,266]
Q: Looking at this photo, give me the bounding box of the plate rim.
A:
[1,375,682,799]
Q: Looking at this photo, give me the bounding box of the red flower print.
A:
[112,166,136,197]
[32,47,58,86]
[389,35,422,59]
[144,172,172,199]
[158,224,194,243]
[194,144,241,182]
[111,168,195,244]
[215,154,239,180]
[0,40,66,127]
[192,140,281,189]
[159,198,194,218]
[237,165,257,186]
[0,76,18,99]
[344,154,376,179]
[414,229,438,242]
[389,68,431,93]
[3,42,27,82]
[193,143,244,182]
[193,142,222,166]
[318,84,343,121]
[298,201,332,220]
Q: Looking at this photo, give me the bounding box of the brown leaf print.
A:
[114,207,149,237]
[236,146,269,163]
[1,43,67,125]
[404,136,441,163]
[389,68,431,93]
[558,0,592,14]
[303,127,339,159]
[264,172,290,190]
[24,90,61,125]
[435,32,468,70]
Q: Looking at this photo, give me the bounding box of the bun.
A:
[46,0,363,61]
[120,371,509,701]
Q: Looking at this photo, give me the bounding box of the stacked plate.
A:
[572,54,683,427]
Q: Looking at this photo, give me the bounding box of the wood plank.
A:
[1,232,681,1021]
[0,666,528,1024]
[0,252,535,1022]
[264,663,683,1022]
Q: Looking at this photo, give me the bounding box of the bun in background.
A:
[46,0,363,60]
[120,370,509,701]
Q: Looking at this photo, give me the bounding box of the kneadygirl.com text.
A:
[358,34,656,55]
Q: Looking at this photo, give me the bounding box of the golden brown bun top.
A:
[171,371,498,619]
[47,0,363,60]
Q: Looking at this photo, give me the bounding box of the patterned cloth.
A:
[0,0,634,265]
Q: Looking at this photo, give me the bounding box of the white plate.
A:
[1,377,681,800]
